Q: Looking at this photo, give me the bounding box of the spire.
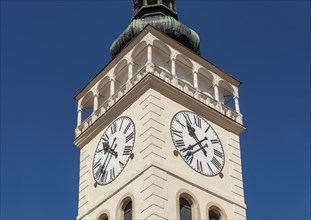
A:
[110,0,200,58]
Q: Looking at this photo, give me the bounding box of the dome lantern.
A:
[110,0,200,58]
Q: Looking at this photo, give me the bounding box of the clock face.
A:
[92,116,135,185]
[170,111,225,176]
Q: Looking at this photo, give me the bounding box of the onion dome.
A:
[110,0,200,58]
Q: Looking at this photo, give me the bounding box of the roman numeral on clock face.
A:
[93,117,136,185]
[214,149,224,158]
[197,160,203,173]
[171,128,183,139]
[93,159,101,170]
[119,118,124,131]
[110,168,115,180]
[174,139,185,148]
[102,133,109,142]
[184,151,193,164]
[123,122,131,134]
[211,139,220,144]
[211,157,221,170]
[193,114,202,128]
[183,112,192,125]
[207,162,214,175]
[174,118,185,128]
[119,161,125,168]
[111,122,117,135]
[100,170,108,183]
[123,146,132,156]
[126,132,134,143]
[95,165,102,179]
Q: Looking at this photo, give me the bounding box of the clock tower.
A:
[74,1,247,220]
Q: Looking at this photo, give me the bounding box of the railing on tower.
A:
[75,63,242,138]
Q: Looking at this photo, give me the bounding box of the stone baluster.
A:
[128,60,133,80]
[193,70,198,89]
[234,95,240,113]
[147,44,152,65]
[110,76,115,97]
[171,54,178,85]
[93,90,99,111]
[171,56,176,76]
[77,106,82,126]
[214,83,220,102]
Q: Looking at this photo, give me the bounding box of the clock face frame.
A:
[170,111,225,177]
[92,116,135,185]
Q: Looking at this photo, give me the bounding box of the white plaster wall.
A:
[75,29,245,220]
[77,88,246,220]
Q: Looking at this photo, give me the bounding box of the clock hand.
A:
[184,150,193,161]
[102,143,118,174]
[102,137,117,152]
[181,137,208,152]
[106,137,118,158]
[186,121,196,137]
[101,141,109,153]
[191,143,209,155]
[193,135,207,156]
[185,121,207,156]
[97,137,118,180]
[107,148,118,158]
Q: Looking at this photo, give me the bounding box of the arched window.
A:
[98,213,108,220]
[123,200,132,220]
[207,205,226,220]
[179,197,192,220]
[209,210,220,220]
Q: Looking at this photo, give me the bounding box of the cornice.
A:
[74,70,245,148]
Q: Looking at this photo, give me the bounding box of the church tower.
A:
[73,1,247,219]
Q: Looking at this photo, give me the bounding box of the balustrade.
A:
[75,63,242,138]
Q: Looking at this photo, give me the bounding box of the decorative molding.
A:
[75,64,243,139]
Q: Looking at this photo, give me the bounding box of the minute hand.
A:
[186,123,207,156]
[182,137,208,152]
[193,135,207,156]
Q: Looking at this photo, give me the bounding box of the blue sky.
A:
[1,0,310,219]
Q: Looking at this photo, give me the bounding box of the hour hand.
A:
[102,141,110,153]
[186,123,196,137]
[184,137,208,152]
[193,136,207,156]
[107,148,118,158]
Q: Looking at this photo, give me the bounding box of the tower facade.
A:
[74,1,246,219]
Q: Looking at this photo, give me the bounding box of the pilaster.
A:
[137,89,168,219]
[78,147,91,216]
[139,166,168,220]
[139,90,166,165]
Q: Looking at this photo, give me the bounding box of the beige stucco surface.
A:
[76,88,246,220]
[74,27,246,220]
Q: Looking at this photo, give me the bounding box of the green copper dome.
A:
[110,0,200,58]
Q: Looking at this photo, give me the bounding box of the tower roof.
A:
[110,0,200,58]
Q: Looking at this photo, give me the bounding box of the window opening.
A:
[98,213,108,220]
[180,197,192,220]
[124,201,132,220]
[209,210,220,220]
